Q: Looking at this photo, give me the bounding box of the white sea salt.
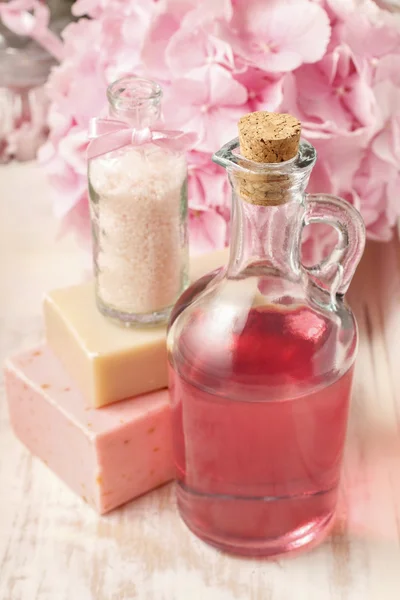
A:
[89,145,188,317]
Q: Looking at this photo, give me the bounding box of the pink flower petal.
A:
[59,191,92,247]
[182,0,232,28]
[46,157,87,218]
[163,65,247,151]
[344,74,377,128]
[219,0,330,73]
[201,106,243,152]
[375,55,400,87]
[373,80,400,126]
[373,127,399,169]
[207,65,247,106]
[166,28,210,77]
[57,128,88,176]
[310,130,368,193]
[236,68,284,112]
[141,12,180,80]
[188,151,230,209]
[166,26,234,77]
[189,206,227,254]
[339,12,400,59]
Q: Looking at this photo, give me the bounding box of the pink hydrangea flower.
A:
[163,64,247,151]
[142,0,232,80]
[165,25,234,78]
[235,68,284,112]
[188,151,230,211]
[58,190,92,249]
[7,0,400,254]
[372,78,400,170]
[189,205,228,254]
[218,0,331,72]
[38,129,87,220]
[47,19,107,127]
[73,0,156,19]
[351,151,400,241]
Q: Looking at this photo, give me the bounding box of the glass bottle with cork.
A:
[87,76,195,326]
[167,111,365,557]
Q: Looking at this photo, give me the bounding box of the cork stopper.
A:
[235,111,301,206]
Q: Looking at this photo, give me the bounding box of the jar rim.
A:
[107,76,162,110]
[212,138,317,174]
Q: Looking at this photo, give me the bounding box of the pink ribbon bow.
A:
[87,118,198,160]
[0,0,65,62]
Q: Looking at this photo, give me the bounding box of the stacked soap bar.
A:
[44,249,227,408]
[5,347,173,514]
[44,282,169,408]
[4,249,227,513]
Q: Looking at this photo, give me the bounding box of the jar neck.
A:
[107,76,162,128]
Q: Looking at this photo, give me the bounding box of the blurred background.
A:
[1,0,400,263]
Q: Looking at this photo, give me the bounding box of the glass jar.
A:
[0,9,70,163]
[0,28,54,163]
[167,135,365,557]
[88,76,189,326]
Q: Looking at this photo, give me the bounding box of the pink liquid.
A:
[169,305,354,556]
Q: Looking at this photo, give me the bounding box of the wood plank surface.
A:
[1,163,400,600]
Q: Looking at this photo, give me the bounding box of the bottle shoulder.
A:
[167,269,358,401]
[169,268,357,332]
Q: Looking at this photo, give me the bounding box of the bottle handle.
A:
[301,194,366,299]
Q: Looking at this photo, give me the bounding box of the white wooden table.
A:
[1,163,400,600]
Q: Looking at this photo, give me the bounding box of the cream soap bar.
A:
[44,249,228,407]
[4,345,174,514]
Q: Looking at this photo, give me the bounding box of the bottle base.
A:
[176,483,336,558]
[96,297,172,327]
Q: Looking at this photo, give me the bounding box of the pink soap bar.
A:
[4,345,174,514]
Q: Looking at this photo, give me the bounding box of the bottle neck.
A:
[227,189,305,280]
[213,138,316,281]
[107,75,162,128]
